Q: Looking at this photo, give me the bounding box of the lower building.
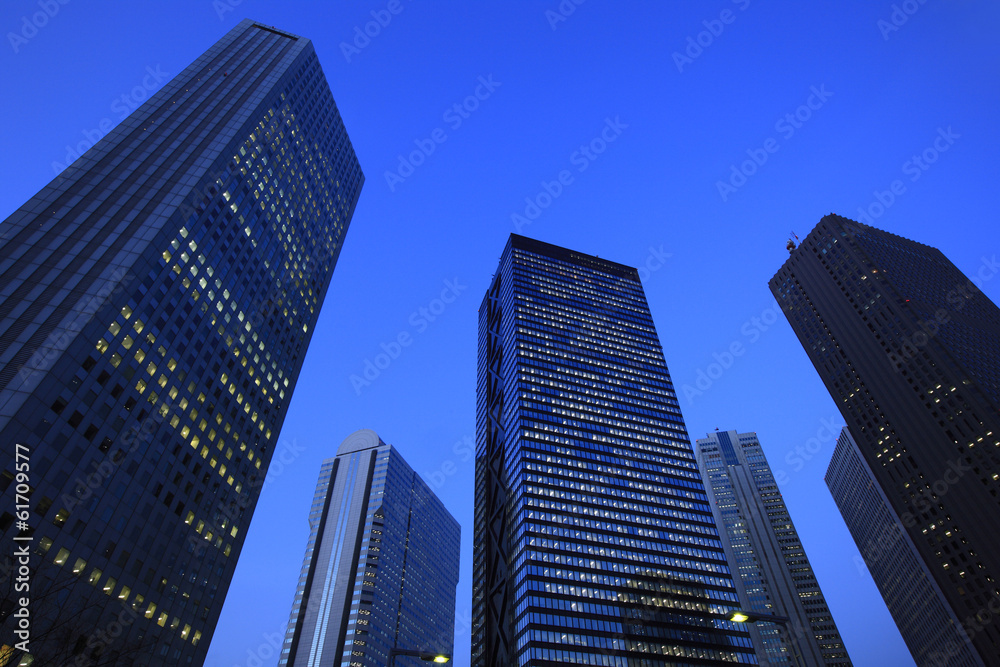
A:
[826,427,983,667]
[278,430,460,667]
[696,429,852,666]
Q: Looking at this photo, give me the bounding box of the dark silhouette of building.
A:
[771,215,1000,666]
[827,427,983,666]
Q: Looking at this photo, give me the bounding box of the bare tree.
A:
[1,555,155,667]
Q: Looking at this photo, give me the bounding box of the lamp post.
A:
[726,610,803,667]
[387,648,451,666]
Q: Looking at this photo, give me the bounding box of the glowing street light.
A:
[726,610,789,626]
[388,648,451,666]
[726,610,803,667]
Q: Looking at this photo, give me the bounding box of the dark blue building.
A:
[278,430,460,667]
[0,19,362,665]
[473,235,757,666]
[826,427,982,667]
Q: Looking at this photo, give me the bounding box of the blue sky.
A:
[3,1,999,665]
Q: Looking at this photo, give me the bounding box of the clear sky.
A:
[2,1,999,665]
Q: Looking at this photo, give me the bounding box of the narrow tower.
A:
[696,429,852,666]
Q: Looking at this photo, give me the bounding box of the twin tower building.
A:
[1,18,998,667]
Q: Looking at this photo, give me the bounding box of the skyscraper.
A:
[770,214,1000,665]
[474,234,757,666]
[0,19,363,665]
[826,427,983,666]
[278,429,460,667]
[695,429,851,666]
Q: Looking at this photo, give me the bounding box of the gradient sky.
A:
[3,1,999,665]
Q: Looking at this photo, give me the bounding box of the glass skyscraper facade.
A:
[826,427,983,667]
[474,234,757,666]
[278,430,461,667]
[770,215,1000,666]
[695,430,851,666]
[0,19,362,665]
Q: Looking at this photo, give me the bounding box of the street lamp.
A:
[726,610,802,667]
[388,648,451,666]
[726,610,790,626]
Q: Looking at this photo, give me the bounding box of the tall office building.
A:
[826,427,983,666]
[474,234,757,666]
[0,19,363,666]
[695,429,851,666]
[770,214,1000,665]
[278,430,461,667]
